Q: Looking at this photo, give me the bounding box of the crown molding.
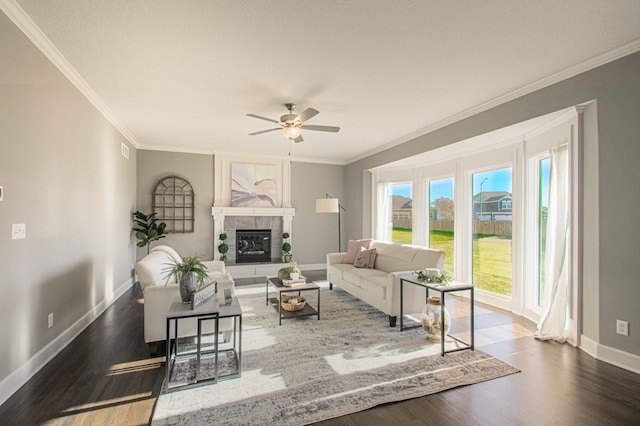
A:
[288,156,346,166]
[137,143,214,155]
[1,0,141,148]
[347,38,640,165]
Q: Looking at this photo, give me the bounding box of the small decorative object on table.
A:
[421,296,450,341]
[281,295,307,311]
[277,262,301,280]
[414,268,449,284]
[282,275,306,287]
[191,282,216,309]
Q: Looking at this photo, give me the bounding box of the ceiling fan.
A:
[247,103,340,143]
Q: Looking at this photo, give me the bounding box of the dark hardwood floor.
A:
[2,271,639,425]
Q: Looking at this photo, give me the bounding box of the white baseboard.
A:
[580,334,640,375]
[579,334,599,358]
[474,289,512,311]
[0,278,134,406]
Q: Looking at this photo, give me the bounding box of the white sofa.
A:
[135,245,235,349]
[327,240,445,327]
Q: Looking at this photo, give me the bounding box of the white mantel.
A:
[211,207,295,217]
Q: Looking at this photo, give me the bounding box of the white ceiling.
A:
[8,0,640,164]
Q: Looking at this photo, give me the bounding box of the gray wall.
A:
[345,52,640,355]
[0,14,136,384]
[136,150,214,260]
[136,158,343,265]
[291,162,345,263]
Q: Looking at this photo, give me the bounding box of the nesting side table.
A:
[164,295,242,392]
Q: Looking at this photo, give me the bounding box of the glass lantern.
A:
[421,296,451,341]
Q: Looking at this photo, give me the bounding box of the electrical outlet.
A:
[48,313,54,329]
[616,320,629,336]
[12,223,26,240]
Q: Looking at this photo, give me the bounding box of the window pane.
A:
[391,183,412,244]
[429,178,454,276]
[472,168,513,296]
[538,157,551,306]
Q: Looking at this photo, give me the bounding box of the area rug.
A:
[152,284,519,425]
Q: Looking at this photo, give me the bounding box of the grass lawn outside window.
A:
[391,228,511,295]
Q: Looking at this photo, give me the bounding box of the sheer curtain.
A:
[375,183,392,242]
[535,145,572,343]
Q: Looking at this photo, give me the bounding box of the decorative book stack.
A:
[282,276,306,287]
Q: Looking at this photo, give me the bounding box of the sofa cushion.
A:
[344,266,386,283]
[363,274,388,300]
[369,241,444,273]
[343,268,387,299]
[354,247,377,268]
[343,239,372,264]
[329,263,352,280]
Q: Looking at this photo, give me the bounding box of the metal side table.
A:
[400,277,474,356]
[164,295,242,392]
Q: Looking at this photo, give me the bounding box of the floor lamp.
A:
[315,193,345,252]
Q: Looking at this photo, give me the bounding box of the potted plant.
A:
[163,255,209,303]
[132,210,167,254]
[218,233,229,262]
[282,232,292,263]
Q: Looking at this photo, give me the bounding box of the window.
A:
[390,183,413,244]
[472,168,513,296]
[370,107,581,328]
[428,178,454,276]
[538,157,551,306]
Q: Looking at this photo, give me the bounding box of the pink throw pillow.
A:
[343,239,372,264]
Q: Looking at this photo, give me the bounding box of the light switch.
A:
[12,223,26,240]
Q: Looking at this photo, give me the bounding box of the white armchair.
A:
[135,246,235,350]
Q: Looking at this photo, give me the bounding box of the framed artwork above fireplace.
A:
[231,163,277,207]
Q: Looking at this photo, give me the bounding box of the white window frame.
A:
[369,108,582,328]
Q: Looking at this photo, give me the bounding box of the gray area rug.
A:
[152,284,519,425]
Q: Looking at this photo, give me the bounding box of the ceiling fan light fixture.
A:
[248,103,339,143]
[282,125,301,140]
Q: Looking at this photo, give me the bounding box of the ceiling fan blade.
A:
[246,113,280,124]
[301,125,340,133]
[249,128,280,136]
[296,108,319,123]
[293,135,304,143]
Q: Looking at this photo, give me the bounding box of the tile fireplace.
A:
[212,207,294,264]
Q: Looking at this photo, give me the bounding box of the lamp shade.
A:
[316,198,339,213]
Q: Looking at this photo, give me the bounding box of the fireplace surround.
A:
[212,207,295,264]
